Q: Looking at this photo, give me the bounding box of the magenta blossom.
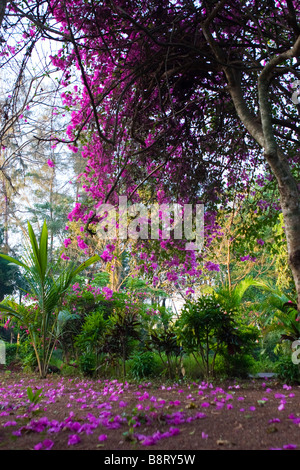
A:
[68,434,80,445]
[102,286,113,299]
[47,159,55,168]
[34,439,55,450]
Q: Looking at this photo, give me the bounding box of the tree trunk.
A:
[0,1,7,30]
[228,44,300,308]
[273,165,300,309]
[203,24,300,307]
[122,339,126,380]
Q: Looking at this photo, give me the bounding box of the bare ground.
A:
[0,367,299,453]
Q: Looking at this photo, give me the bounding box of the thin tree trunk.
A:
[227,240,231,290]
[0,1,7,30]
[122,339,126,380]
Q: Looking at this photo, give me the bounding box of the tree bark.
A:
[228,70,300,308]
[0,0,7,30]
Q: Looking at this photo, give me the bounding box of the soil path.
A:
[0,371,299,452]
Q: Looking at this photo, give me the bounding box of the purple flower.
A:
[201,402,210,408]
[141,437,156,446]
[3,420,17,427]
[34,443,43,450]
[274,393,286,399]
[63,238,72,248]
[269,418,281,423]
[106,244,115,252]
[68,434,80,446]
[102,286,113,299]
[172,400,181,406]
[204,261,220,272]
[169,427,180,436]
[100,250,113,263]
[119,400,128,408]
[34,439,54,450]
[166,271,178,282]
[68,421,81,432]
[47,159,55,168]
[98,434,107,441]
[77,237,88,250]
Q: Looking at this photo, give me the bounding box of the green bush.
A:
[16,335,38,371]
[3,343,18,365]
[128,351,160,379]
[214,353,256,379]
[181,354,205,380]
[79,352,96,377]
[60,362,78,377]
[176,294,259,377]
[275,355,300,384]
[256,329,281,362]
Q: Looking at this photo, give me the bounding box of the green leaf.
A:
[0,253,27,270]
[39,220,48,280]
[27,386,34,402]
[27,221,43,279]
[0,303,22,321]
[27,386,43,404]
[71,254,101,277]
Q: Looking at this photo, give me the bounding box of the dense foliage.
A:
[0,1,300,383]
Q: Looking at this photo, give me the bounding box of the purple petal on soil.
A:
[68,434,81,445]
[283,444,297,450]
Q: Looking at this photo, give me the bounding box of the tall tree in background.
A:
[0,10,75,252]
[0,225,23,301]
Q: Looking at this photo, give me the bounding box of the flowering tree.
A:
[2,2,300,304]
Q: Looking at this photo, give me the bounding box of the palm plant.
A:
[0,221,100,378]
[209,277,263,314]
[258,282,300,343]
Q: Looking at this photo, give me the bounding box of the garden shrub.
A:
[275,355,300,384]
[215,352,256,379]
[78,352,96,377]
[145,325,182,379]
[60,363,78,377]
[75,310,109,353]
[102,298,141,379]
[181,354,206,380]
[3,343,18,365]
[176,294,259,378]
[128,351,160,379]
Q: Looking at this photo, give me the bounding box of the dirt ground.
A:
[0,367,299,453]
